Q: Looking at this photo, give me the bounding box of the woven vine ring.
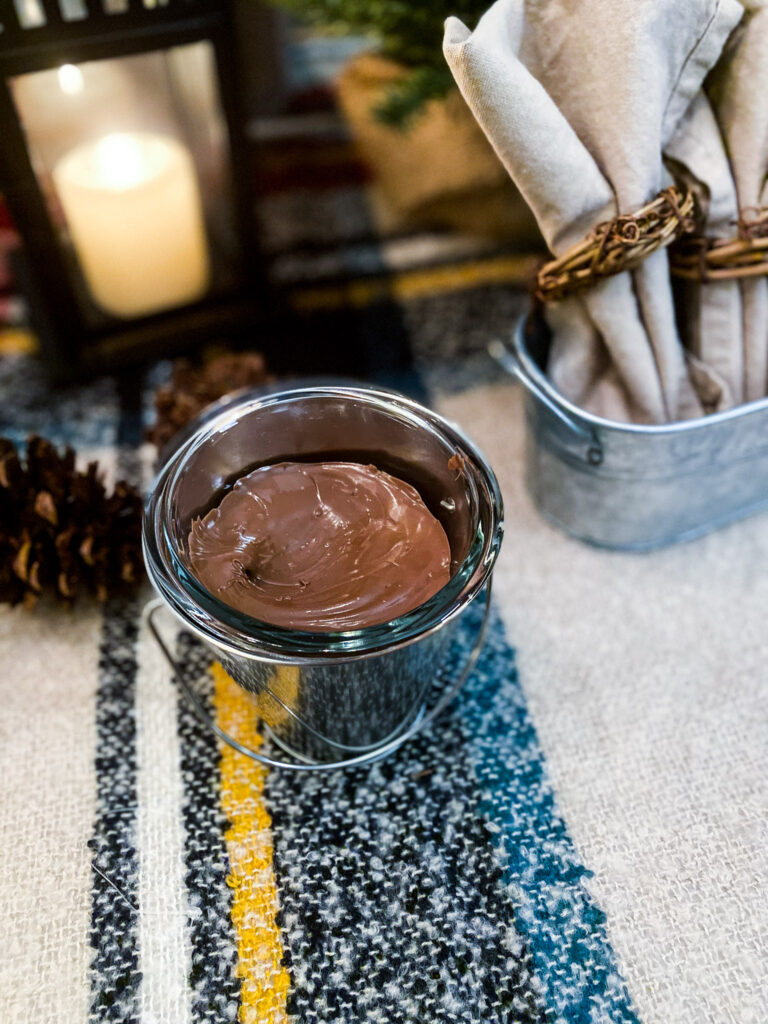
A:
[669,206,768,283]
[536,186,696,303]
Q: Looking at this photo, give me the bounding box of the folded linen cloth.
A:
[444,0,744,423]
[665,93,743,409]
[708,2,768,402]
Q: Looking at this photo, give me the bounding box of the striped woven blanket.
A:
[0,101,765,1024]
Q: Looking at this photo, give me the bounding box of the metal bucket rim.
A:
[513,314,768,437]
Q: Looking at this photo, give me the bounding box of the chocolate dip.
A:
[188,461,451,631]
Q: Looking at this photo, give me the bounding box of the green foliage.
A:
[373,65,457,126]
[270,0,490,126]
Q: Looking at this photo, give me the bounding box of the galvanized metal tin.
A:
[143,385,502,769]
[491,316,768,551]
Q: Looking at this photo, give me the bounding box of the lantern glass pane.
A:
[9,43,240,323]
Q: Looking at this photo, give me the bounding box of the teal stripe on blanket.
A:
[458,600,641,1023]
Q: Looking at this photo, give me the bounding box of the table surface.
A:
[0,337,765,1024]
[0,104,765,1024]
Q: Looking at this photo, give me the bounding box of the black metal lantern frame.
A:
[0,0,266,377]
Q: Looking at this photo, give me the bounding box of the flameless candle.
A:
[53,131,210,319]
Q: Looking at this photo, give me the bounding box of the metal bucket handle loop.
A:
[143,582,492,772]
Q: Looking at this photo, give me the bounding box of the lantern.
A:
[0,0,265,376]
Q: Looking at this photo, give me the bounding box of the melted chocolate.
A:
[188,461,451,632]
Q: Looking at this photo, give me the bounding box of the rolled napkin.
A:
[444,0,743,423]
[708,2,768,402]
[665,93,744,409]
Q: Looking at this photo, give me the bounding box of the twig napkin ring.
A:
[669,207,768,282]
[536,186,696,303]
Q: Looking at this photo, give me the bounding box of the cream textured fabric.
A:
[0,379,766,1024]
[444,0,744,423]
[434,379,768,1024]
[0,602,100,1024]
[135,617,193,1024]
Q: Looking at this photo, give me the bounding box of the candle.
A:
[53,131,210,319]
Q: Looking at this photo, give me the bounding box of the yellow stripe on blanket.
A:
[290,253,540,312]
[0,328,38,355]
[211,662,291,1024]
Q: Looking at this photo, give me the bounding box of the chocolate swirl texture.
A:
[188,461,451,632]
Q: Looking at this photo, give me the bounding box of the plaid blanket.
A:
[0,103,765,1024]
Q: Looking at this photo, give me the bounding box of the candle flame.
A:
[57,64,84,96]
[94,133,148,190]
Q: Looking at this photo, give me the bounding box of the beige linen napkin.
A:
[444,0,743,423]
[708,2,768,402]
[665,93,743,409]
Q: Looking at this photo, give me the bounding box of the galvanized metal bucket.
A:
[491,315,768,551]
[143,385,503,770]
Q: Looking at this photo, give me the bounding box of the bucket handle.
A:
[488,338,603,466]
[142,581,492,772]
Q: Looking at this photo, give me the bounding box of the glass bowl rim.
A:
[143,384,503,662]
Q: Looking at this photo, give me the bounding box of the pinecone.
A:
[146,351,272,449]
[0,435,143,608]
